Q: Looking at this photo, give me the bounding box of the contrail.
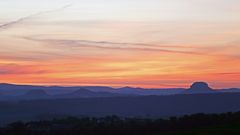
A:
[0,4,72,30]
[21,36,202,55]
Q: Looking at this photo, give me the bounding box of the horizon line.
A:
[0,82,239,90]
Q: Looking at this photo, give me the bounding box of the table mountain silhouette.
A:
[183,82,218,94]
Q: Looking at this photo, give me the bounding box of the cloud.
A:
[212,72,240,76]
[0,4,71,31]
[0,50,65,62]
[21,36,202,55]
[0,64,48,75]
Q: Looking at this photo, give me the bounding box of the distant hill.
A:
[4,88,130,101]
[55,88,126,99]
[25,89,48,96]
[0,83,186,99]
[19,90,50,100]
[221,88,240,93]
[182,82,218,94]
[115,87,185,95]
[0,82,240,101]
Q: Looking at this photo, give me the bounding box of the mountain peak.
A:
[190,82,212,90]
[183,82,217,94]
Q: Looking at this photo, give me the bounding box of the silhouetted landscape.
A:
[1,82,240,126]
[0,82,239,101]
[2,0,240,134]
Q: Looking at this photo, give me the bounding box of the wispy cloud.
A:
[0,64,48,75]
[0,50,65,62]
[0,4,71,31]
[21,36,202,55]
[212,72,240,76]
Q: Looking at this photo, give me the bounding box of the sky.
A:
[0,0,240,88]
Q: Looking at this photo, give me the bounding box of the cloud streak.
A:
[21,36,202,55]
[0,64,48,75]
[0,4,71,31]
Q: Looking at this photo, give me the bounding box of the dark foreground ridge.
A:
[1,93,240,123]
[1,111,240,135]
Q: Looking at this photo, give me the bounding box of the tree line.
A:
[1,112,240,135]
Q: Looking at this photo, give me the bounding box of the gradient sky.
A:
[0,0,240,88]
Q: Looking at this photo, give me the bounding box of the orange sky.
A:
[0,0,240,88]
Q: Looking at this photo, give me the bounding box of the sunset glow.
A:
[0,0,240,88]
